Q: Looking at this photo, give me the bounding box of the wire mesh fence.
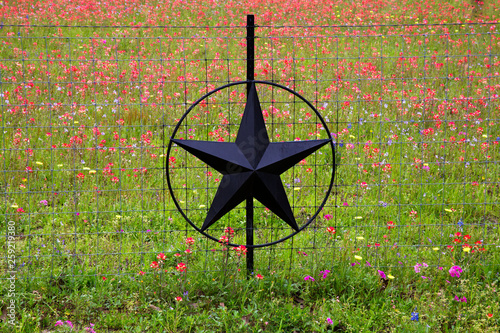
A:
[1,22,499,281]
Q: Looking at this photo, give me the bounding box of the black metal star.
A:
[171,82,330,232]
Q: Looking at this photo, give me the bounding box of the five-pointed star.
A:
[171,82,330,232]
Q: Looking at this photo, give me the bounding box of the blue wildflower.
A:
[411,307,419,321]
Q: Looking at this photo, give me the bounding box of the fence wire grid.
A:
[1,22,499,281]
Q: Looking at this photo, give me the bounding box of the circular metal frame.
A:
[166,80,335,248]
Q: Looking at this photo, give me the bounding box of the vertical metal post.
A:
[246,15,255,92]
[246,14,255,276]
[246,197,254,275]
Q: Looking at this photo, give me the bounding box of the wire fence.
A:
[1,22,499,281]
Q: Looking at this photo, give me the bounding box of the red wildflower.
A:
[234,245,247,256]
[219,235,229,244]
[326,227,336,234]
[176,262,186,272]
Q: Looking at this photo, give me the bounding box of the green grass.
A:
[4,262,500,332]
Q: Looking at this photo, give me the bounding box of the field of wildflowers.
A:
[1,0,500,331]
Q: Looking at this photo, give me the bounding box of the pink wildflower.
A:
[449,265,463,278]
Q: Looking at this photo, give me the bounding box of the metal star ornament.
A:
[171,82,330,232]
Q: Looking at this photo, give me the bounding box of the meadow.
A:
[1,0,500,331]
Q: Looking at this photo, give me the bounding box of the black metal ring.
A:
[166,80,335,248]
